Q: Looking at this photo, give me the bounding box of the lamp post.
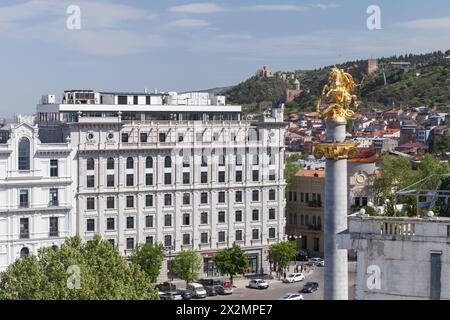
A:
[164,246,174,287]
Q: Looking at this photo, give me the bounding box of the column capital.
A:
[313,142,359,161]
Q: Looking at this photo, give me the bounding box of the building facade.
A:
[36,90,286,280]
[0,118,73,271]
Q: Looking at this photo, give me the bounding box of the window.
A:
[126,217,134,229]
[269,189,276,201]
[164,156,171,168]
[86,175,95,188]
[86,158,94,171]
[201,192,208,204]
[183,234,191,245]
[235,171,242,182]
[164,173,172,185]
[201,232,208,244]
[146,195,153,207]
[107,158,115,170]
[318,217,322,229]
[107,196,115,209]
[218,231,226,243]
[118,96,127,104]
[300,215,305,225]
[196,132,203,142]
[126,238,134,250]
[87,219,95,232]
[183,172,190,184]
[126,174,134,186]
[20,247,29,258]
[126,157,134,169]
[200,212,208,224]
[252,154,259,165]
[140,132,148,143]
[121,133,129,143]
[219,155,225,166]
[235,210,243,222]
[18,138,30,170]
[145,236,154,244]
[301,193,304,202]
[146,173,153,186]
[146,215,154,228]
[295,193,298,202]
[50,160,58,177]
[269,228,276,239]
[252,209,259,221]
[19,190,29,208]
[178,133,184,142]
[164,214,172,227]
[235,230,243,241]
[252,190,259,202]
[314,238,320,251]
[146,157,153,169]
[235,191,243,203]
[126,196,134,208]
[201,172,208,183]
[86,198,95,210]
[183,193,190,205]
[183,213,190,226]
[236,154,243,166]
[269,208,276,220]
[252,229,259,240]
[183,156,190,167]
[108,239,115,247]
[159,133,167,143]
[164,194,172,206]
[49,188,58,206]
[107,218,115,231]
[252,170,259,182]
[218,192,225,203]
[107,175,114,187]
[269,170,276,181]
[164,235,172,247]
[218,211,226,223]
[20,218,29,239]
[146,96,151,105]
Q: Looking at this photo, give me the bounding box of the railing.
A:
[380,221,415,236]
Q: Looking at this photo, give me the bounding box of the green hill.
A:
[224,50,450,115]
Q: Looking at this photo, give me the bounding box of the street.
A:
[202,262,356,301]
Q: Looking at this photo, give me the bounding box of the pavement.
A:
[168,261,357,300]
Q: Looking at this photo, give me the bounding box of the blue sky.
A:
[1,0,450,116]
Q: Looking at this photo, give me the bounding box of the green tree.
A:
[0,235,156,300]
[171,250,202,287]
[267,241,297,278]
[129,243,165,283]
[214,244,250,284]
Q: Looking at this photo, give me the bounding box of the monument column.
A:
[313,67,359,300]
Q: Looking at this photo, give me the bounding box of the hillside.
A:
[223,50,450,115]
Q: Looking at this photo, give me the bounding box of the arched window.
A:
[18,137,30,170]
[219,155,226,167]
[87,158,95,171]
[146,157,153,169]
[126,157,134,169]
[107,158,115,170]
[164,156,172,168]
[20,247,29,258]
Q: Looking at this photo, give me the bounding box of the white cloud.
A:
[245,5,309,12]
[165,19,210,29]
[217,33,252,40]
[396,17,450,30]
[168,3,225,14]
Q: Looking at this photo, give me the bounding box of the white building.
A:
[342,213,450,300]
[0,117,73,271]
[36,90,286,280]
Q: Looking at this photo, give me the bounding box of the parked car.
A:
[283,273,305,283]
[279,293,304,300]
[205,285,218,296]
[159,291,183,300]
[177,289,193,300]
[186,283,207,298]
[198,279,223,286]
[295,251,309,262]
[215,285,233,295]
[301,282,319,293]
[248,279,269,289]
[309,258,325,267]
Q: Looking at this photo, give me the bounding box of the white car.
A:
[186,283,207,298]
[279,293,304,300]
[248,279,269,289]
[283,273,305,283]
[309,258,325,267]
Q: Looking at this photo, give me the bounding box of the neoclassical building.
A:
[0,117,73,271]
[34,90,286,280]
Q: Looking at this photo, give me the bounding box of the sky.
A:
[1,0,450,116]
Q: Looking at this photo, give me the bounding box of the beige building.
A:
[286,169,324,257]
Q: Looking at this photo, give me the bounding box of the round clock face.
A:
[355,174,366,184]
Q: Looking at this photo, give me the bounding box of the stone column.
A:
[324,121,348,300]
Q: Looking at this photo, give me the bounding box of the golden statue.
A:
[316,67,359,123]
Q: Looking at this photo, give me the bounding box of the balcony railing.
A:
[20,232,30,239]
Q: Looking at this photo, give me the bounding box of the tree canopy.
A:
[171,250,202,287]
[267,241,297,274]
[214,244,250,284]
[129,243,165,283]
